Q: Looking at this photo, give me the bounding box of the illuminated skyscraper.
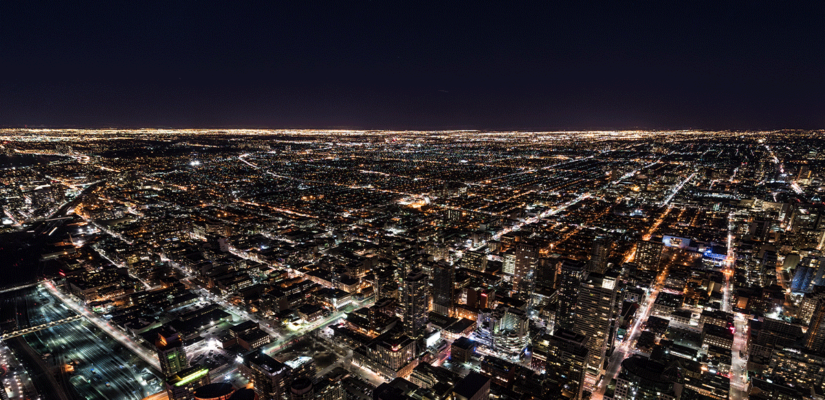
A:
[574,272,618,378]
[403,270,429,339]
[514,240,539,292]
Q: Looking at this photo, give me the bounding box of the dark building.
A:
[193,383,235,400]
[613,356,679,400]
[453,371,491,400]
[431,262,455,317]
[532,329,589,400]
[806,298,825,353]
[588,237,610,274]
[451,337,476,364]
[289,377,314,400]
[556,259,585,332]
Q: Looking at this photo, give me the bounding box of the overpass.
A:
[0,281,41,295]
[1,315,82,340]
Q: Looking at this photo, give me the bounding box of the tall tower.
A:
[806,298,825,353]
[574,272,618,379]
[156,328,187,377]
[556,259,585,332]
[403,270,429,339]
[431,262,455,317]
[514,240,539,292]
[636,240,663,272]
[588,237,609,274]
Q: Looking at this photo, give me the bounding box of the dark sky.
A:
[1,2,823,130]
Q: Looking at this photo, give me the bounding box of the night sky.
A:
[1,2,823,130]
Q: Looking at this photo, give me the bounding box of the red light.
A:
[59,271,66,277]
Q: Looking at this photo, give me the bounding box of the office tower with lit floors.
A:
[462,249,488,272]
[574,272,618,383]
[533,329,589,400]
[431,261,455,317]
[403,270,429,339]
[240,351,292,400]
[556,259,585,332]
[513,240,539,292]
[636,240,664,272]
[156,327,187,377]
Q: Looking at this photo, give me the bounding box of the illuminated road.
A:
[592,283,661,399]
[659,172,695,207]
[723,212,748,400]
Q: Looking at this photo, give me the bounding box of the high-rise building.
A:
[165,366,211,400]
[535,257,558,295]
[403,270,429,339]
[533,329,589,400]
[431,262,455,317]
[156,328,187,377]
[513,240,539,292]
[806,298,825,353]
[574,272,618,378]
[240,352,292,400]
[588,237,610,274]
[612,356,679,400]
[556,259,585,332]
[636,240,664,272]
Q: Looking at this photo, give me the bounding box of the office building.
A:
[588,237,610,274]
[612,356,679,400]
[513,240,539,292]
[403,270,429,339]
[636,240,664,272]
[462,250,488,272]
[240,352,292,400]
[165,366,211,400]
[806,298,825,353]
[453,371,491,400]
[431,261,455,317]
[556,259,585,332]
[532,329,589,400]
[574,272,618,376]
[156,328,188,377]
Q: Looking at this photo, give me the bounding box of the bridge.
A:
[1,315,83,340]
[0,281,41,295]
